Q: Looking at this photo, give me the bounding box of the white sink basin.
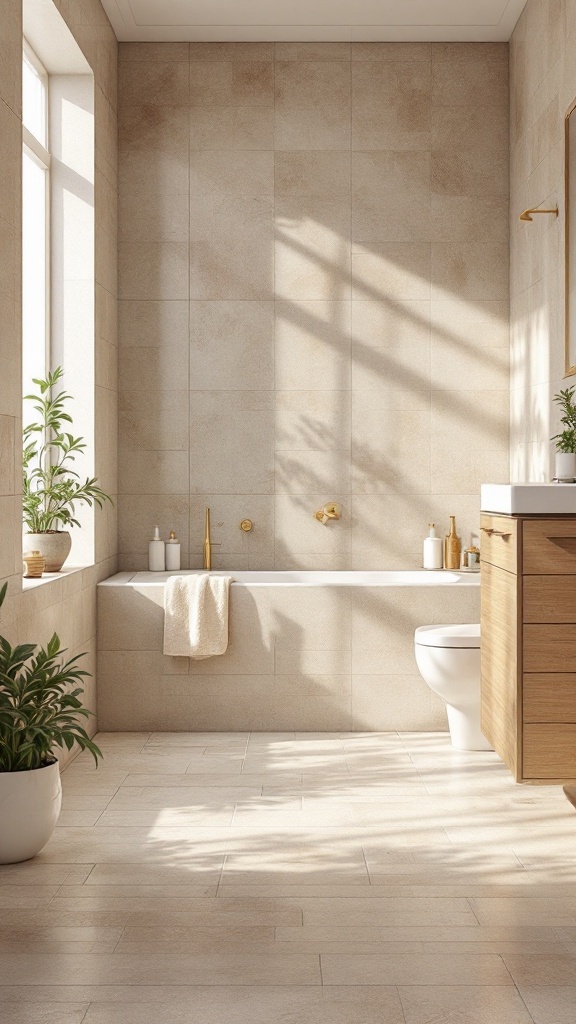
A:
[481,483,576,515]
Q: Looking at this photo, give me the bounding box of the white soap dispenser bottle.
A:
[148,525,165,571]
[165,530,181,571]
[423,522,443,570]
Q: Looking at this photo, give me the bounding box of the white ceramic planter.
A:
[0,760,62,863]
[24,531,72,572]
[555,452,576,481]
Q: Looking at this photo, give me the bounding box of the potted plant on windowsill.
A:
[0,582,102,863]
[23,367,113,571]
[552,386,576,482]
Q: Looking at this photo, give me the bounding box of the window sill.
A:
[22,565,88,591]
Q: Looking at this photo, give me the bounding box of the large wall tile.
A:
[275,198,351,301]
[189,392,274,494]
[120,390,189,450]
[432,59,508,108]
[431,242,509,302]
[352,152,431,243]
[190,301,274,391]
[190,106,274,149]
[275,301,351,390]
[119,299,188,348]
[351,61,431,150]
[119,241,189,301]
[274,61,351,150]
[275,449,351,495]
[119,61,189,107]
[190,61,273,107]
[352,404,431,495]
[119,193,189,243]
[275,390,351,452]
[275,151,351,199]
[351,300,431,393]
[352,243,431,302]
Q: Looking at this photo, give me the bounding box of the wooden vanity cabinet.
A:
[480,513,576,782]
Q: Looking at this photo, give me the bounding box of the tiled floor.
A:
[1,732,576,1023]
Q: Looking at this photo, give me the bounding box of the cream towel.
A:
[163,574,232,659]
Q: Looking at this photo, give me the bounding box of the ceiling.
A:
[101,0,528,43]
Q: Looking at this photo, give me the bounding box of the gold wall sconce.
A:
[314,502,342,526]
[519,204,559,221]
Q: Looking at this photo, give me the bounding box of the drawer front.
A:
[523,519,576,574]
[524,674,576,722]
[480,515,517,574]
[524,723,576,778]
[523,575,576,622]
[523,624,576,672]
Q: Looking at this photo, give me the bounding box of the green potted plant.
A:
[23,367,113,571]
[0,581,102,863]
[552,387,576,482]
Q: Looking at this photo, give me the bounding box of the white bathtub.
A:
[120,569,480,587]
[98,570,480,732]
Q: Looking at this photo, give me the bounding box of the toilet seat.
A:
[415,623,480,649]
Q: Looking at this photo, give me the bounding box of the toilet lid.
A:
[415,624,481,648]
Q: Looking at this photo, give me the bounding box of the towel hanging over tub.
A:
[163,574,232,659]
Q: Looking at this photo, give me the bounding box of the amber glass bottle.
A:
[444,516,462,570]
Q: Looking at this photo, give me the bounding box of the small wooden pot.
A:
[23,550,45,578]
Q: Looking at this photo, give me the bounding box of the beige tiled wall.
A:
[98,578,480,731]
[118,41,510,572]
[0,0,118,766]
[509,0,574,478]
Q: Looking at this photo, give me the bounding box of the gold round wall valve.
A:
[240,519,253,532]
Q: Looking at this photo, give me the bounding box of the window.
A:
[22,42,50,389]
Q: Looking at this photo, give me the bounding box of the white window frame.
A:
[22,39,51,381]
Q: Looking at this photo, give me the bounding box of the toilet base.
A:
[446,703,493,752]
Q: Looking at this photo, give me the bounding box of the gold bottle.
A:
[444,516,462,570]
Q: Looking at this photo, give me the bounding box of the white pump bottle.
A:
[423,522,443,570]
[148,525,165,571]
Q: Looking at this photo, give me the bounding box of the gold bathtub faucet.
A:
[314,502,342,526]
[203,507,212,570]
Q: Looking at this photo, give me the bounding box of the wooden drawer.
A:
[523,724,576,778]
[480,514,517,574]
[523,575,576,622]
[523,519,576,574]
[523,624,576,672]
[524,673,576,722]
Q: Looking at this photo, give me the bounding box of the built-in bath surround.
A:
[98,570,479,731]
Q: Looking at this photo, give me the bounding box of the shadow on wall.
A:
[118,107,510,568]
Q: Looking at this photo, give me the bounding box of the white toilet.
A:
[414,624,493,751]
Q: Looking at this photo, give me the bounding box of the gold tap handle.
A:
[240,519,253,532]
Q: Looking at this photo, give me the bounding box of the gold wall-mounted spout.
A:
[203,507,211,570]
[240,519,253,532]
[519,204,558,221]
[314,502,342,526]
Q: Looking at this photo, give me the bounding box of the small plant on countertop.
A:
[23,366,113,534]
[552,386,576,453]
[0,582,102,771]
